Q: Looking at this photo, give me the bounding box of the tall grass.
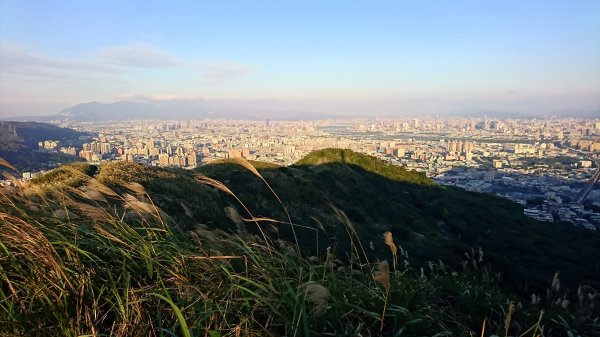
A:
[0,162,598,336]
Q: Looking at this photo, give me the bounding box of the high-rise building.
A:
[186,152,197,167]
[100,142,111,154]
[464,142,474,152]
[394,148,405,157]
[60,147,77,156]
[413,118,419,129]
[447,140,458,153]
[79,150,93,161]
[158,153,169,166]
[484,170,496,182]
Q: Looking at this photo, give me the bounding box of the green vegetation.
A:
[1,149,599,336]
[0,121,90,172]
[0,151,85,173]
[0,121,89,149]
[295,148,432,185]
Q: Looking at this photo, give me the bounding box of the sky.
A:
[1,0,599,117]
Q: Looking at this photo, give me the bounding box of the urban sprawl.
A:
[22,117,600,230]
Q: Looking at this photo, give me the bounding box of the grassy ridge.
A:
[1,191,596,336]
[20,151,600,292]
[295,148,432,185]
[198,152,600,293]
[1,149,599,336]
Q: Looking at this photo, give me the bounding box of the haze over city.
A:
[1,0,599,118]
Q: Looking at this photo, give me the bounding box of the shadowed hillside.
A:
[2,149,599,336]
[0,121,90,171]
[295,148,433,185]
[20,149,600,292]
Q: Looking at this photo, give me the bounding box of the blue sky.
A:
[1,0,599,117]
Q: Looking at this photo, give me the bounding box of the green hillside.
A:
[0,121,88,149]
[295,148,433,185]
[199,151,600,292]
[2,149,599,336]
[21,150,600,290]
[0,121,89,172]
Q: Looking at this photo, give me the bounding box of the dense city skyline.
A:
[6,116,599,229]
[1,1,599,118]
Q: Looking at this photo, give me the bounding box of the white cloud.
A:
[93,42,182,68]
[200,62,255,84]
[0,41,257,111]
[114,92,200,101]
[0,43,118,80]
[0,42,255,82]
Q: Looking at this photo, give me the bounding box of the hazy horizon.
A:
[1,1,599,118]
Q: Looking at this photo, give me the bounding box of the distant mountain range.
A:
[10,99,599,122]
[15,100,336,122]
[455,108,600,119]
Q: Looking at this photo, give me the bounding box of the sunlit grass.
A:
[0,160,598,336]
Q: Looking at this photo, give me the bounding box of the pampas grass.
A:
[1,160,597,337]
[330,204,369,267]
[218,157,300,254]
[196,174,271,247]
[120,181,147,196]
[298,282,331,315]
[503,301,515,337]
[383,231,397,272]
[0,157,18,172]
[225,206,244,225]
[373,260,390,292]
[71,185,108,203]
[373,260,391,331]
[66,200,111,221]
[0,211,67,283]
